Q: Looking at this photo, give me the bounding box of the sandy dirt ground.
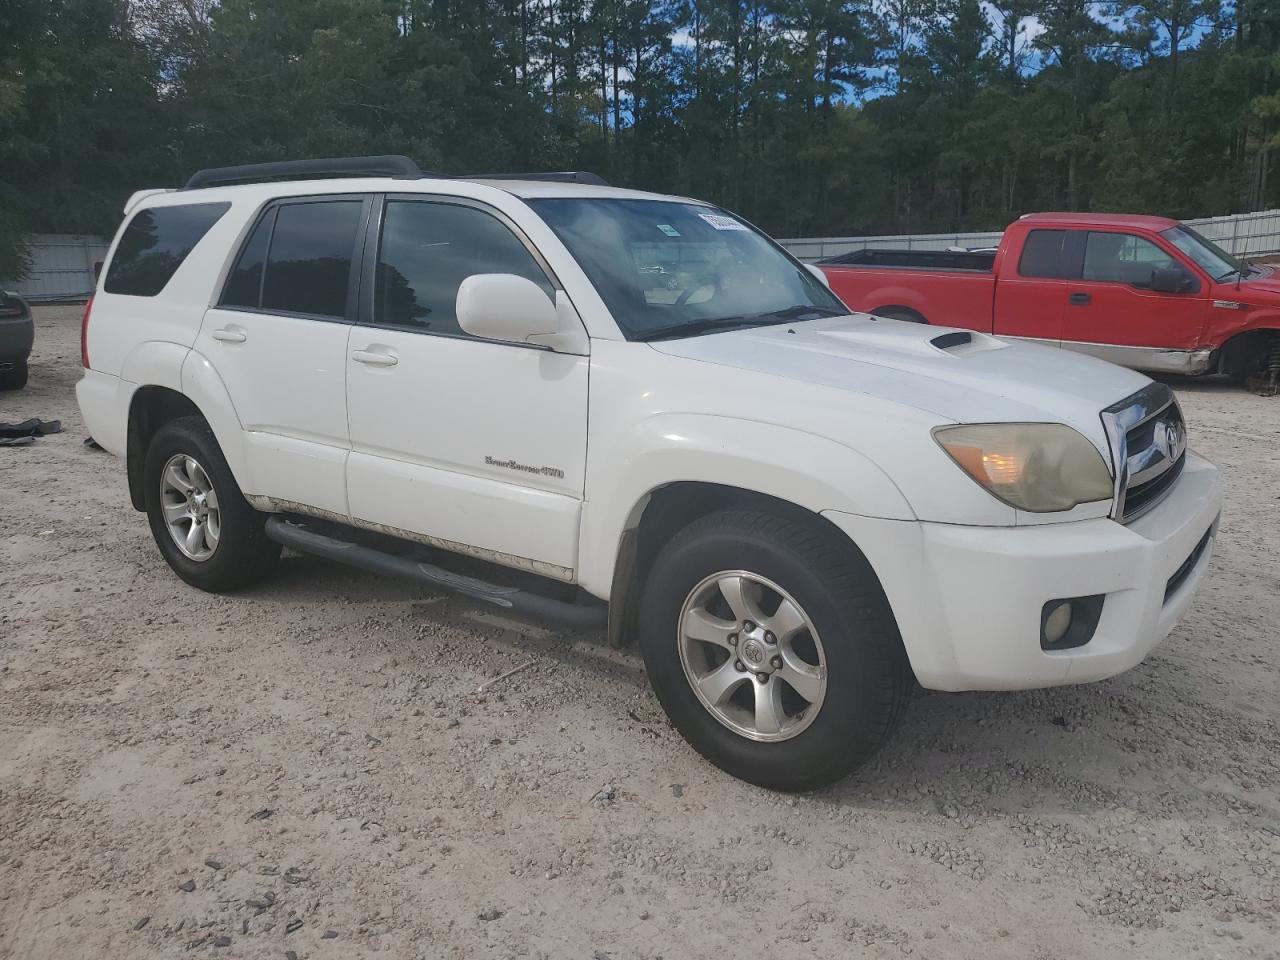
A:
[1,304,1277,960]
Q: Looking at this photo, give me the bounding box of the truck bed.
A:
[819,248,996,273]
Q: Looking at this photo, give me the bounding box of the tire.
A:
[871,307,927,324]
[638,509,913,791]
[0,361,28,390]
[143,415,280,592]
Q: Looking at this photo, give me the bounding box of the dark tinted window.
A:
[104,202,230,296]
[1018,229,1067,278]
[221,208,275,308]
[262,201,363,318]
[375,200,554,334]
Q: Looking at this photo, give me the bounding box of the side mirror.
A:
[456,274,559,345]
[804,263,832,289]
[1148,267,1194,294]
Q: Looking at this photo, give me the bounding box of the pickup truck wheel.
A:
[639,510,912,791]
[0,361,28,390]
[143,416,280,592]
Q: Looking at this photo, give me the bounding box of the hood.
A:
[649,314,1152,453]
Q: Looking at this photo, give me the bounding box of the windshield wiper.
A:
[633,316,787,342]
[634,304,847,343]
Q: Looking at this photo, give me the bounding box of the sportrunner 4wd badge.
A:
[484,456,566,480]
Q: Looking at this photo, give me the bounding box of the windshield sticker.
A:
[698,213,749,231]
[657,223,681,237]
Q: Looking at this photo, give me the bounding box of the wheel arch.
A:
[603,480,904,650]
[1216,326,1280,377]
[125,351,251,512]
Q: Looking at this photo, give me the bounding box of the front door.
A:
[344,196,589,578]
[196,195,370,515]
[1057,230,1209,352]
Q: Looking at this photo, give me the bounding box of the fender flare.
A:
[180,348,254,493]
[577,413,916,599]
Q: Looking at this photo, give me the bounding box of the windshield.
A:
[527,198,846,340]
[1160,225,1246,281]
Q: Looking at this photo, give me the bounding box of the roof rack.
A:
[183,155,426,190]
[466,171,610,187]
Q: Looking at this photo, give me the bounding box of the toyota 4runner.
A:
[77,156,1223,790]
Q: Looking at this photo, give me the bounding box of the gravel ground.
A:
[1,304,1277,960]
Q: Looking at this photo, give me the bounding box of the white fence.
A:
[778,208,1280,262]
[3,235,111,301]
[9,208,1280,298]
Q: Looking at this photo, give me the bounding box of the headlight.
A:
[933,423,1113,513]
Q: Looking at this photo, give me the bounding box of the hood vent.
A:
[930,331,972,351]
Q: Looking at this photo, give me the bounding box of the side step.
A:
[264,517,607,629]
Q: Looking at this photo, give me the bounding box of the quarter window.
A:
[1083,232,1175,286]
[104,202,230,297]
[375,200,554,335]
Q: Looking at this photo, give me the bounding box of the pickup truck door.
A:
[344,195,588,580]
[1055,230,1209,356]
[196,196,370,516]
[991,228,1082,345]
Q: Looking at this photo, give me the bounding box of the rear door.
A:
[991,228,1084,344]
[344,194,588,578]
[197,195,371,515]
[1057,231,1210,351]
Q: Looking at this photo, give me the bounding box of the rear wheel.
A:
[638,510,913,791]
[143,416,280,592]
[0,361,28,390]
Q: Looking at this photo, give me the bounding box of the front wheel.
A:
[143,416,280,592]
[638,510,913,791]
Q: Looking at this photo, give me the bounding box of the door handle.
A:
[351,348,399,367]
[1068,292,1091,306]
[211,327,247,343]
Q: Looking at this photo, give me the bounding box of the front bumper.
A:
[825,451,1223,691]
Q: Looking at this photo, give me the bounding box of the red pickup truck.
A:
[818,212,1280,382]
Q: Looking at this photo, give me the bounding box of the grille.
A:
[1101,383,1187,523]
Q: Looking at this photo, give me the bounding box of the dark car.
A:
[0,291,33,390]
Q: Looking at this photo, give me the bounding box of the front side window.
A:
[527,198,845,340]
[104,202,230,297]
[1083,232,1175,286]
[374,200,554,335]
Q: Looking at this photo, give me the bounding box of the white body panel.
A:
[78,174,1223,694]
[195,307,351,516]
[344,329,588,572]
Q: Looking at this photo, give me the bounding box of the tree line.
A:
[2,0,1279,278]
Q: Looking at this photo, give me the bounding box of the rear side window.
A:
[220,199,364,318]
[1018,229,1066,278]
[104,202,230,296]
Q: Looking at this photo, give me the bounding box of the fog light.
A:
[1040,595,1105,650]
[1043,601,1073,645]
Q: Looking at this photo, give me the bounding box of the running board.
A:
[264,517,607,629]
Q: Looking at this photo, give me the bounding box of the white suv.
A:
[78,156,1222,790]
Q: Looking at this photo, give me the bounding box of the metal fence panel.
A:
[2,235,110,301]
[779,210,1280,262]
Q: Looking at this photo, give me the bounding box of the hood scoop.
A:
[928,328,1005,357]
